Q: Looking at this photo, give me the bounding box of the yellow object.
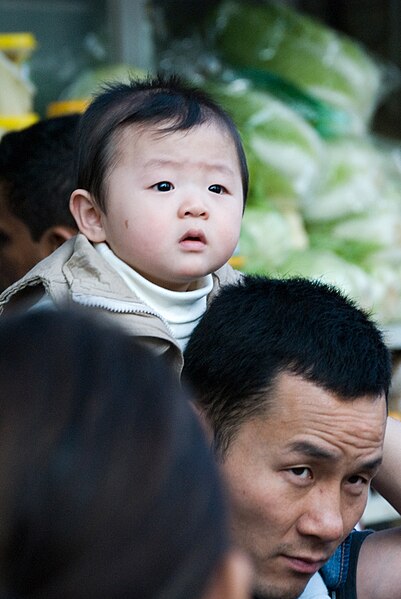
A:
[0,33,37,63]
[389,411,401,422]
[0,113,39,132]
[47,64,147,119]
[0,33,36,115]
[47,99,89,118]
[228,255,246,269]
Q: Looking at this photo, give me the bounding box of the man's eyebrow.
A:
[287,441,383,472]
[287,441,338,461]
[360,456,383,473]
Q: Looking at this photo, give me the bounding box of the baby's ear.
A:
[69,189,106,242]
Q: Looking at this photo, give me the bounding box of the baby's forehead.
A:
[109,120,246,202]
[113,119,237,157]
[118,117,231,138]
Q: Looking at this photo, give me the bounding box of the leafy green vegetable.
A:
[204,79,323,209]
[240,207,309,272]
[307,222,381,265]
[273,248,386,317]
[301,137,393,222]
[212,0,382,133]
[232,67,352,138]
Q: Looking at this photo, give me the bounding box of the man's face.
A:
[0,193,50,293]
[221,372,387,599]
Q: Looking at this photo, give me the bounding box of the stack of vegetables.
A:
[193,0,401,325]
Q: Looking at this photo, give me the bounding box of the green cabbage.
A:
[274,248,387,319]
[301,136,396,222]
[205,79,323,210]
[363,249,401,324]
[212,0,383,133]
[240,207,309,272]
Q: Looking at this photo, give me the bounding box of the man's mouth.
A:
[281,554,328,575]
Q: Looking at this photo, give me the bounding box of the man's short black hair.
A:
[0,115,79,240]
[183,275,391,455]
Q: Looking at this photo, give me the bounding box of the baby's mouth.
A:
[180,230,206,244]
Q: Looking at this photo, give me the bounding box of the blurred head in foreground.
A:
[0,310,250,599]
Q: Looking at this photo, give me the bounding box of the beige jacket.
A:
[0,234,242,376]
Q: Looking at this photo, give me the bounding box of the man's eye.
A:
[348,475,368,486]
[290,467,312,480]
[208,184,226,194]
[153,181,174,192]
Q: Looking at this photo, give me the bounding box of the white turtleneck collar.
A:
[95,242,213,350]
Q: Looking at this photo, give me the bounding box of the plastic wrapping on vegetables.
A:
[211,0,397,136]
[203,79,323,211]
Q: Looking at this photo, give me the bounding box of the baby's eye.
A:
[153,181,174,192]
[208,184,226,194]
[289,467,312,480]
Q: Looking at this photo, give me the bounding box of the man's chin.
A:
[253,574,308,599]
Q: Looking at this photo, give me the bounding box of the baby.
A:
[0,74,248,375]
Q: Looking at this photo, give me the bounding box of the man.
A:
[183,275,401,599]
[0,115,79,292]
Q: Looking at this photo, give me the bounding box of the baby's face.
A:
[100,122,244,291]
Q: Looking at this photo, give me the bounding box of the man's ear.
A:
[39,225,78,255]
[69,189,106,242]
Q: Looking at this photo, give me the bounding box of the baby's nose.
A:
[178,198,209,219]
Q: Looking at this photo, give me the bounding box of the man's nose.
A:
[297,486,345,543]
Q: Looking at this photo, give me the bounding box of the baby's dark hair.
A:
[75,73,249,212]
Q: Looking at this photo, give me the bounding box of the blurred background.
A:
[1,0,401,530]
[2,1,401,132]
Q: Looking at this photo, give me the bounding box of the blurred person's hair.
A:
[0,115,79,239]
[0,309,231,599]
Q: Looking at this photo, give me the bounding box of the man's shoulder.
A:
[321,529,373,594]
